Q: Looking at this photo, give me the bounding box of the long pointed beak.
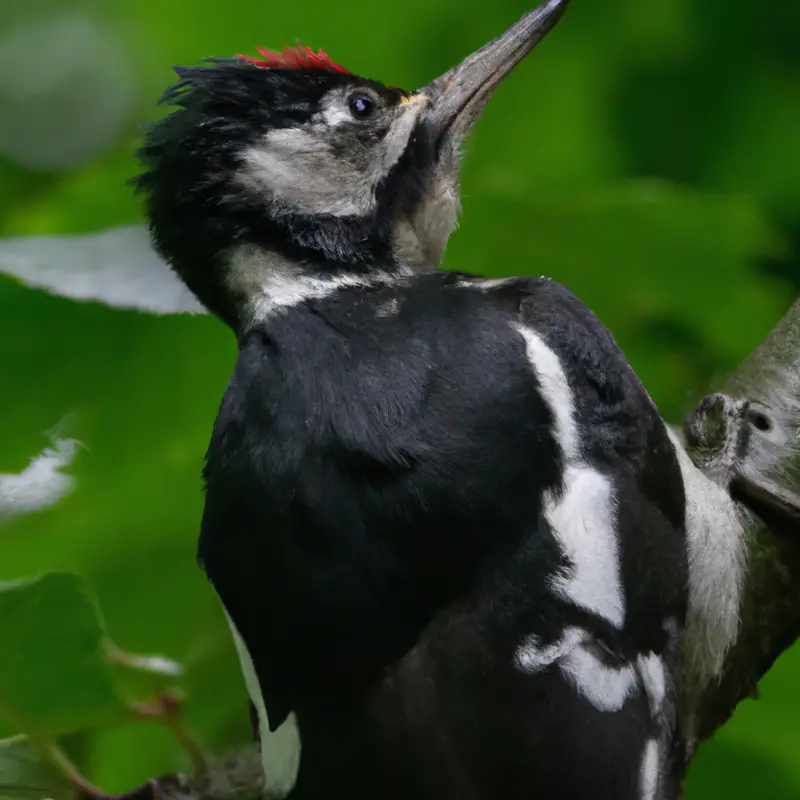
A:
[420,0,569,145]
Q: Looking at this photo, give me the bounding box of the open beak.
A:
[420,0,569,146]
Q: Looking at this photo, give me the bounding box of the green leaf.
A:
[0,226,205,315]
[0,572,124,736]
[0,0,798,789]
[0,736,71,800]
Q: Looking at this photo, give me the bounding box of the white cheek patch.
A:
[513,324,625,629]
[237,98,425,219]
[515,627,638,713]
[666,427,746,689]
[224,611,301,798]
[239,129,372,217]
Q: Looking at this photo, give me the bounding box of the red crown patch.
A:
[237,44,350,74]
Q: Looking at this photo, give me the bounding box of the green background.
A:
[0,0,798,795]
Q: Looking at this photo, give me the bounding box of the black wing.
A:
[198,272,687,741]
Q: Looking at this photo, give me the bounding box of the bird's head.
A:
[134,0,568,329]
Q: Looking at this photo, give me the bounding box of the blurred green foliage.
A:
[0,737,71,800]
[0,0,798,795]
[0,573,123,736]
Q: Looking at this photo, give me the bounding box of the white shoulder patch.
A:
[559,636,638,711]
[239,130,372,218]
[511,324,580,460]
[224,612,301,798]
[545,467,625,628]
[639,739,661,800]
[512,323,625,629]
[636,652,666,718]
[515,627,637,712]
[236,94,427,219]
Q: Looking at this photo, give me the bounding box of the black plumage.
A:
[198,274,688,798]
[133,1,699,796]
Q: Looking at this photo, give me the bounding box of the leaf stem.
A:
[129,695,209,775]
[33,737,120,800]
[105,642,183,679]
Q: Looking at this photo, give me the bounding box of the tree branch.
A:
[691,298,800,743]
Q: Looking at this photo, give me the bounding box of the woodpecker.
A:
[133,1,750,797]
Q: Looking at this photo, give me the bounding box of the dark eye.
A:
[348,93,375,119]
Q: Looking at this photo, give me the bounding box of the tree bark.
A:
[134,297,800,800]
[691,297,800,743]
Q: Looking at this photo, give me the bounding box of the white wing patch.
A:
[636,652,666,718]
[545,467,625,628]
[224,612,301,798]
[511,322,676,788]
[515,627,583,671]
[511,324,579,460]
[639,739,661,800]
[559,638,637,712]
[515,627,637,713]
[516,631,671,723]
[512,324,625,629]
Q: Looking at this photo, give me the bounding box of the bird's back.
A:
[199,271,689,799]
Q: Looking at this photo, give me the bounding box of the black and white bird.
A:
[134,1,749,797]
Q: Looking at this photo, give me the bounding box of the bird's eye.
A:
[348,93,375,119]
